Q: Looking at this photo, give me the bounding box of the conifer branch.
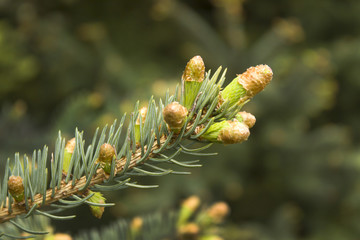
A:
[0,56,273,238]
[0,136,167,223]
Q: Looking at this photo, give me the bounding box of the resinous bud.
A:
[8,176,24,202]
[182,56,205,109]
[218,120,250,144]
[98,143,116,174]
[235,111,256,128]
[163,102,188,132]
[182,55,205,83]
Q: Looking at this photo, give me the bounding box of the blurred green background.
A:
[1,0,360,239]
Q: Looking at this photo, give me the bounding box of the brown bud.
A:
[182,56,205,83]
[65,138,76,154]
[218,120,250,144]
[207,202,230,223]
[99,143,115,163]
[163,102,188,131]
[8,176,24,202]
[237,64,273,98]
[236,111,256,128]
[136,107,148,125]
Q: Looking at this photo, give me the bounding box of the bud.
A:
[98,143,116,174]
[198,119,250,144]
[182,56,205,109]
[237,64,273,98]
[87,191,106,219]
[206,202,229,223]
[131,217,143,231]
[235,111,256,128]
[130,217,143,238]
[63,138,76,174]
[178,223,200,239]
[219,76,247,109]
[8,176,24,202]
[182,56,205,83]
[218,120,250,144]
[163,102,188,133]
[220,64,273,108]
[136,107,148,125]
[177,196,200,227]
[135,107,148,145]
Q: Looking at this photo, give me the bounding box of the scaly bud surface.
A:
[237,64,273,98]
[235,111,256,128]
[218,120,250,144]
[7,176,24,202]
[163,102,188,132]
[99,143,115,163]
[98,143,116,174]
[219,64,272,108]
[182,55,205,83]
[198,119,250,144]
[182,56,205,109]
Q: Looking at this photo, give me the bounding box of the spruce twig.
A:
[0,56,273,238]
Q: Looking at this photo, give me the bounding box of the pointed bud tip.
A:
[237,64,273,98]
[65,138,76,154]
[136,107,148,125]
[182,55,205,83]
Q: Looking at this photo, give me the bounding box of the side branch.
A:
[0,137,166,223]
